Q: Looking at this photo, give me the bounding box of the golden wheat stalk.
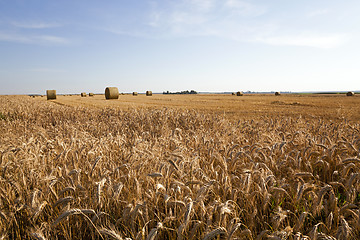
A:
[99,228,123,240]
[30,232,47,240]
[202,227,227,240]
[147,222,163,240]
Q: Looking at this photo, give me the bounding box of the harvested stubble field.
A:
[0,94,360,239]
[34,93,360,121]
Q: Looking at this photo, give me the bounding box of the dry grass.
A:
[0,95,360,239]
[34,93,360,122]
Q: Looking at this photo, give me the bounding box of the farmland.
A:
[1,94,360,239]
[34,93,360,121]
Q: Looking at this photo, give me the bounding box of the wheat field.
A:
[1,94,360,239]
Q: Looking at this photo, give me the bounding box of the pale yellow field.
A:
[35,93,360,121]
[1,94,360,239]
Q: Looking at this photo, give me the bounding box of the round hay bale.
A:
[81,92,87,97]
[275,91,281,96]
[133,92,138,96]
[346,91,355,96]
[236,91,243,96]
[89,93,94,97]
[105,87,119,99]
[231,92,235,95]
[46,90,56,100]
[146,91,152,96]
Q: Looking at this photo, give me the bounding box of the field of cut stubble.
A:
[0,94,360,239]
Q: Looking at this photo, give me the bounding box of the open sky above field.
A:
[0,0,359,94]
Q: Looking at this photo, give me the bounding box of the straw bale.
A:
[46,90,56,100]
[105,87,119,99]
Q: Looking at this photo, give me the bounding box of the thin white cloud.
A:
[103,28,148,38]
[170,11,207,25]
[255,33,347,48]
[148,11,161,27]
[27,68,66,73]
[144,0,267,36]
[0,32,28,43]
[0,32,70,45]
[105,1,348,49]
[35,35,69,44]
[307,9,329,18]
[185,0,215,12]
[11,21,62,29]
[225,0,267,16]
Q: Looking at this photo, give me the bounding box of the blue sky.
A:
[0,0,359,94]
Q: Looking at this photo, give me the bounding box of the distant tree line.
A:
[163,90,198,95]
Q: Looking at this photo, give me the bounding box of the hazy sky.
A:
[0,0,359,94]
